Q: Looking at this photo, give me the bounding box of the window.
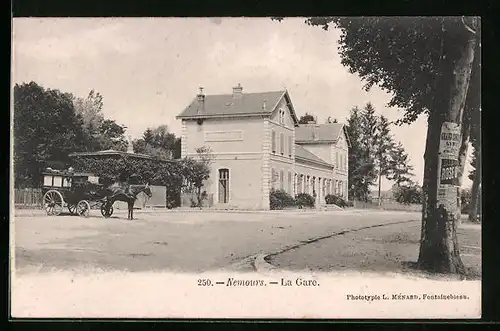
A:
[53,176,62,187]
[280,170,284,190]
[271,168,276,190]
[271,130,276,153]
[336,152,339,169]
[344,156,347,171]
[279,108,285,125]
[280,132,284,155]
[44,176,53,186]
[218,169,229,203]
[297,175,302,194]
[288,136,292,157]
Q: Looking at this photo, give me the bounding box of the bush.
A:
[270,189,296,210]
[325,194,348,208]
[295,193,315,208]
[392,184,423,204]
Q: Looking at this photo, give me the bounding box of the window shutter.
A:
[288,136,292,157]
[271,130,276,153]
[280,132,284,155]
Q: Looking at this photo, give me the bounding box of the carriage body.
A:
[41,168,113,217]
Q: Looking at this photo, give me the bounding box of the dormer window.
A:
[279,108,285,125]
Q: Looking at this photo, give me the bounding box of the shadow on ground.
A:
[268,221,481,280]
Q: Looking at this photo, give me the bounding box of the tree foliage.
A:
[392,183,423,204]
[73,90,128,152]
[133,125,181,159]
[305,17,479,125]
[182,146,214,207]
[298,112,316,124]
[346,104,414,201]
[13,82,87,187]
[387,141,415,186]
[346,106,376,201]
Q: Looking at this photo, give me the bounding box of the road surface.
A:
[14,209,429,274]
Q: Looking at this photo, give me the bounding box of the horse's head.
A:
[142,183,152,199]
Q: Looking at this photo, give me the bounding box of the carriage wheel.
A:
[43,190,64,216]
[68,204,77,215]
[101,203,114,218]
[77,200,91,218]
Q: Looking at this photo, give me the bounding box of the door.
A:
[218,169,229,203]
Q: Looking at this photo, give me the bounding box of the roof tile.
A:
[294,145,332,167]
[295,123,344,143]
[177,91,285,118]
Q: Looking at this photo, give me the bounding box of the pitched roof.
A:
[294,144,332,167]
[295,123,346,143]
[176,90,299,125]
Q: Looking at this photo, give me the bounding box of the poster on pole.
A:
[438,122,461,159]
[437,122,461,211]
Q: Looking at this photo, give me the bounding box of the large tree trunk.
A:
[468,145,481,222]
[418,27,478,274]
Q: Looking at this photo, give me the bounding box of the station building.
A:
[176,84,350,210]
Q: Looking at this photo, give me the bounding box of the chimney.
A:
[232,83,243,99]
[197,86,205,115]
[262,99,267,111]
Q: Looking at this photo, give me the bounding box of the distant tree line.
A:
[299,103,415,203]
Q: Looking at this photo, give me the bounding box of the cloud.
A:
[14,21,141,60]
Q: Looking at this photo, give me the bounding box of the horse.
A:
[104,182,152,220]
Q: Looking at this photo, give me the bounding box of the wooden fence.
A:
[14,188,43,208]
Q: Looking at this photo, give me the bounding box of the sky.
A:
[12,17,474,190]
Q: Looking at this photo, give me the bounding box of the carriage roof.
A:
[42,168,101,189]
[41,169,97,178]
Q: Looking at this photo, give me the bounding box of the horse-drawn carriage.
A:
[42,168,114,218]
[42,167,152,219]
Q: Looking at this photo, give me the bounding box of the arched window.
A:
[218,168,229,203]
